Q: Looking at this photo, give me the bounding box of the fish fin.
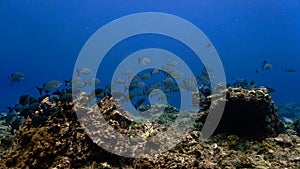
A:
[76,69,80,77]
[36,86,43,96]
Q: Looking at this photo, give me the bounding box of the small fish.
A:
[113,78,126,84]
[111,91,125,99]
[163,77,174,86]
[261,60,272,71]
[205,66,215,73]
[77,67,92,76]
[86,77,101,86]
[167,60,178,67]
[9,72,25,86]
[137,81,146,88]
[134,98,146,109]
[66,77,86,88]
[170,70,183,79]
[263,64,272,70]
[138,57,150,66]
[140,73,151,80]
[36,80,63,95]
[121,69,133,76]
[151,68,160,75]
[285,68,296,72]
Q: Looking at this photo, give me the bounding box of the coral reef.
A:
[278,102,300,121]
[193,87,284,140]
[134,132,300,168]
[0,96,132,168]
[0,87,299,168]
[294,119,300,136]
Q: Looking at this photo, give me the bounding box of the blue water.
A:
[1,0,300,112]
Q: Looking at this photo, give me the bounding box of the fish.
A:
[140,73,151,80]
[113,78,127,84]
[77,67,92,76]
[161,65,173,73]
[86,77,101,86]
[65,77,86,88]
[9,72,25,86]
[121,69,133,76]
[263,63,272,70]
[151,68,160,75]
[134,98,146,109]
[36,80,63,95]
[180,77,198,92]
[138,57,150,66]
[170,70,183,79]
[111,91,125,99]
[137,81,146,88]
[285,68,296,72]
[261,60,272,71]
[163,77,174,86]
[167,60,178,67]
[205,66,215,73]
[261,60,267,69]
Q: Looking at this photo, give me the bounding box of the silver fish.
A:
[170,70,183,79]
[121,69,133,76]
[86,77,101,85]
[36,80,63,95]
[9,72,25,85]
[71,77,86,88]
[138,57,150,66]
[263,64,272,70]
[77,67,92,76]
[167,60,178,66]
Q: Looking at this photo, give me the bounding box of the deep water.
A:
[0,0,300,113]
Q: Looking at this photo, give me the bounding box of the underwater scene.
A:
[1,1,300,168]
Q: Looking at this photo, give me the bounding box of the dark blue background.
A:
[1,0,299,112]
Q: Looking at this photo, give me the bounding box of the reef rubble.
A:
[0,87,299,168]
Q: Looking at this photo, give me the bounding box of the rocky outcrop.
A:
[294,119,300,136]
[193,87,284,140]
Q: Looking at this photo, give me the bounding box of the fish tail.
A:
[36,86,43,96]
